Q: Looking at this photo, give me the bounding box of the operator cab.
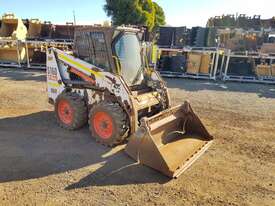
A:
[74,26,147,88]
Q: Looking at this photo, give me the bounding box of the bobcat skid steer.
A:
[46,26,213,178]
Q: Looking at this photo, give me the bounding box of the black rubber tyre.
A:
[89,102,129,147]
[55,92,88,130]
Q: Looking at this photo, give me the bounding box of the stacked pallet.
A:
[187,53,211,74]
[256,64,275,77]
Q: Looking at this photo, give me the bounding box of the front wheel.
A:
[89,102,129,147]
[55,92,88,130]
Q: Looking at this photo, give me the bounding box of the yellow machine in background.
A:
[0,13,28,63]
[0,13,72,67]
[0,13,27,40]
[27,19,42,39]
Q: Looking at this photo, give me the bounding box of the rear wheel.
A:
[89,102,129,147]
[55,92,88,130]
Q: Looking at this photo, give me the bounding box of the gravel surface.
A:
[0,68,275,206]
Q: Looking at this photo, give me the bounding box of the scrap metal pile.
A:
[207,14,275,30]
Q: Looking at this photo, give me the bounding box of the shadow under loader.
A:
[0,111,169,186]
[0,105,212,187]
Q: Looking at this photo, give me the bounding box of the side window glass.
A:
[74,32,90,58]
[115,37,126,59]
[89,32,110,71]
[114,34,142,85]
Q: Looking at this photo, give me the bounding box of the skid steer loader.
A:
[46,26,213,178]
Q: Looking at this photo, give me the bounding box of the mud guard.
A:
[125,101,213,178]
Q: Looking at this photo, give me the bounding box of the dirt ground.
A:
[0,67,275,206]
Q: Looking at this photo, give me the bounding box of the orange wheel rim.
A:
[58,99,73,125]
[93,111,113,139]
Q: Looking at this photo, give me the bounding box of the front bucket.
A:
[125,101,213,178]
[27,19,42,39]
[0,13,27,40]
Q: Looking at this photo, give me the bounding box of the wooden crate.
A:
[199,54,211,74]
[271,64,275,77]
[256,64,271,76]
[187,53,201,74]
[260,43,275,54]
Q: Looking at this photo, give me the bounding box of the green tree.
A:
[153,2,165,27]
[104,0,165,31]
